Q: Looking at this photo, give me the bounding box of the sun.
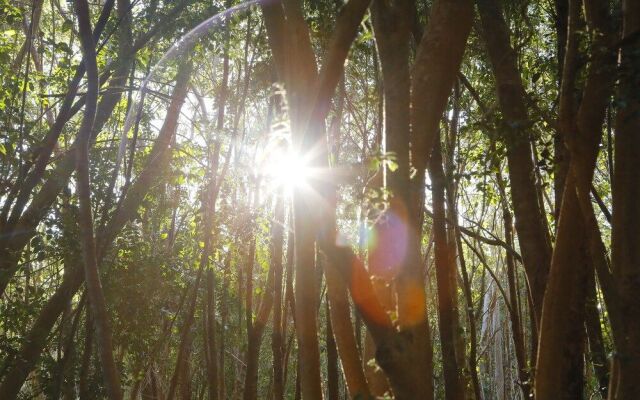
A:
[263,148,313,192]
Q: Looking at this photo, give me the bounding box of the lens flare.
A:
[367,206,409,280]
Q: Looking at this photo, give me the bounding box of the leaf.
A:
[386,159,398,172]
[368,157,380,171]
[55,42,72,55]
[160,233,168,239]
[61,20,73,33]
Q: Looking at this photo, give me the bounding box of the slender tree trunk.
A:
[410,0,474,212]
[455,222,482,400]
[271,200,285,400]
[73,0,122,397]
[325,296,340,400]
[553,0,569,225]
[167,268,205,400]
[363,331,388,397]
[495,168,531,399]
[52,297,84,400]
[609,1,640,397]
[243,198,281,400]
[477,0,552,339]
[444,85,480,400]
[79,307,94,400]
[205,269,219,400]
[431,140,465,400]
[201,139,222,400]
[219,255,231,400]
[178,333,194,400]
[325,253,372,398]
[503,202,531,399]
[535,175,590,399]
[585,270,609,398]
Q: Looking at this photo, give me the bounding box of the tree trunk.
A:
[444,86,481,400]
[430,140,465,400]
[243,198,281,400]
[205,269,219,400]
[167,268,204,400]
[73,0,122,397]
[477,0,552,339]
[503,205,531,399]
[324,245,372,398]
[201,136,222,400]
[79,307,94,400]
[535,176,589,399]
[536,0,616,396]
[495,168,531,399]
[585,270,609,398]
[325,297,340,400]
[609,1,640,397]
[272,218,285,400]
[219,255,231,400]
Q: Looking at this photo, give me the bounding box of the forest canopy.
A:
[0,0,638,399]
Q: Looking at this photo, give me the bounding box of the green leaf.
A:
[61,20,73,33]
[55,42,72,55]
[386,160,398,172]
[368,157,380,171]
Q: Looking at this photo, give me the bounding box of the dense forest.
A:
[0,0,638,398]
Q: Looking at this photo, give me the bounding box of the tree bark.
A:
[202,139,222,400]
[477,0,552,338]
[609,1,640,397]
[166,267,205,400]
[325,296,340,400]
[410,0,474,221]
[536,0,616,397]
[79,307,94,400]
[430,140,465,400]
[73,0,122,397]
[272,209,285,400]
[205,269,219,400]
[503,200,531,398]
[242,198,280,400]
[585,270,609,398]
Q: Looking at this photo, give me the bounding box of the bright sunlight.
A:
[267,151,311,188]
[262,146,313,193]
